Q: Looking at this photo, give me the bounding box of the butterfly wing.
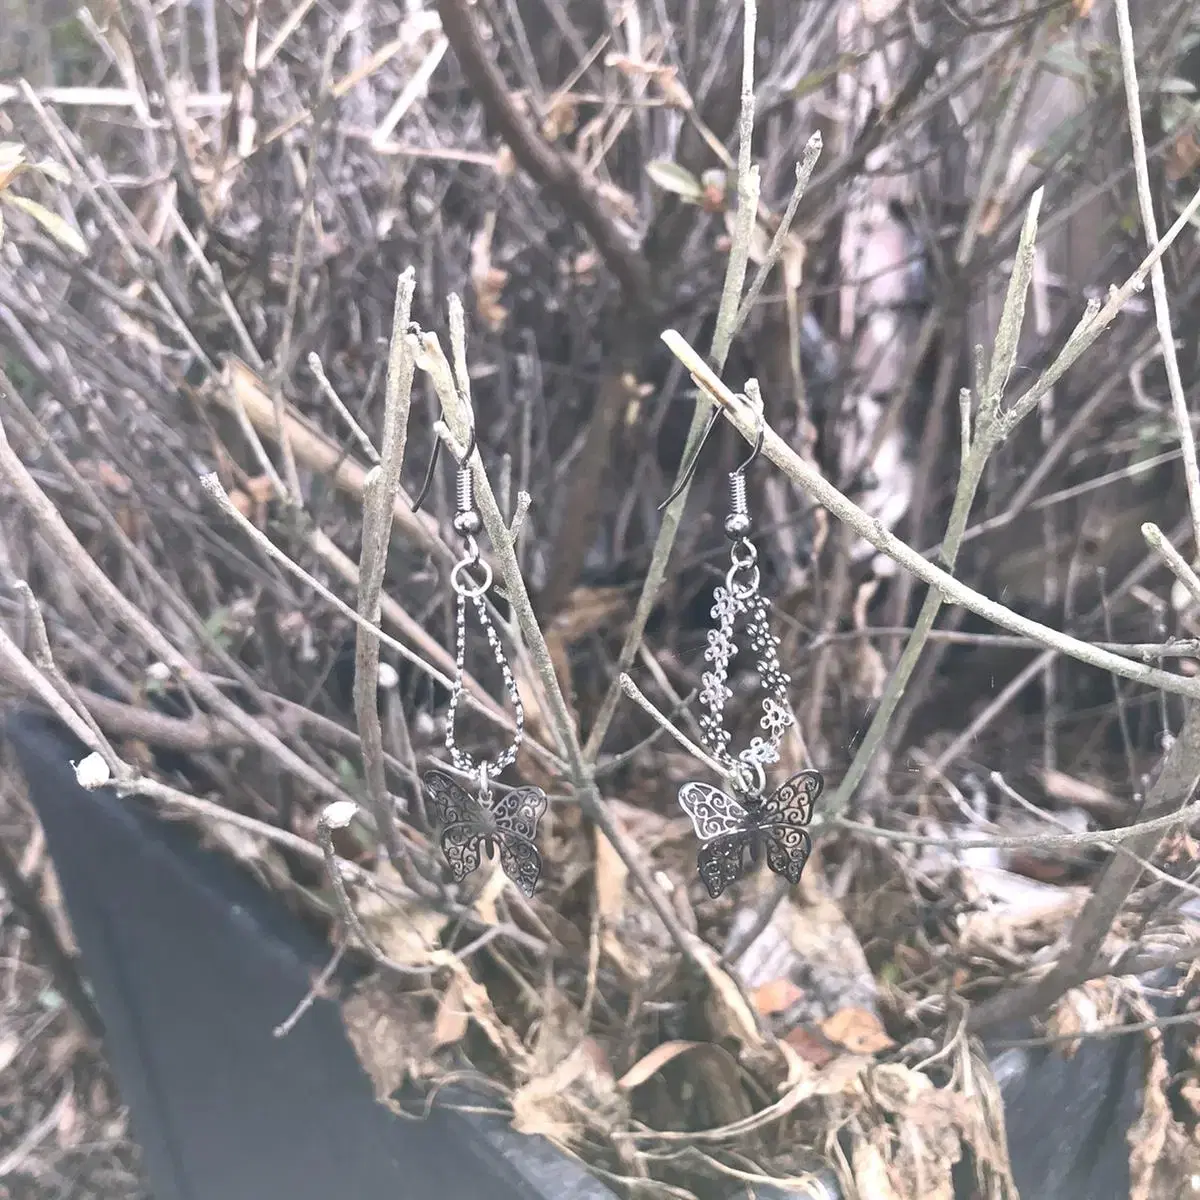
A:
[755,769,822,886]
[422,770,487,883]
[677,781,750,841]
[490,785,548,897]
[497,837,543,898]
[697,832,753,899]
[489,786,547,843]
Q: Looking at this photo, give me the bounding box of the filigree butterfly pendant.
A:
[678,769,822,899]
[422,770,547,897]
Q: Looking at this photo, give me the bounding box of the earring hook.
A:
[658,395,765,512]
[411,418,477,513]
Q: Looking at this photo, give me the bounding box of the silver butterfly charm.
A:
[422,770,547,897]
[677,769,822,899]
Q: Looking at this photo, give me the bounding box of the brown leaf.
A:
[1167,131,1200,182]
[594,823,629,922]
[617,1040,703,1090]
[784,1025,836,1068]
[1046,980,1113,1059]
[820,1007,895,1055]
[470,214,509,332]
[356,862,448,966]
[1128,1023,1171,1200]
[431,975,469,1050]
[0,142,28,191]
[341,981,434,1109]
[540,95,577,142]
[751,978,805,1016]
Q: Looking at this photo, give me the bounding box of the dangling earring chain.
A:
[697,426,794,797]
[444,461,524,787]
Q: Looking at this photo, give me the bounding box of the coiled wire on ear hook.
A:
[411,419,477,514]
[658,394,765,512]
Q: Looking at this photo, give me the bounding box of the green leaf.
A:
[646,159,704,202]
[1,193,88,255]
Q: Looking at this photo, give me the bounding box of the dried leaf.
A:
[594,823,629,922]
[1041,768,1120,815]
[470,214,508,332]
[1128,1024,1171,1200]
[510,1047,589,1141]
[697,941,768,1052]
[617,1040,703,1090]
[1046,980,1113,1059]
[853,1138,903,1200]
[0,142,28,190]
[431,974,469,1049]
[4,193,88,255]
[646,159,704,203]
[341,980,434,1109]
[550,586,629,644]
[0,1033,19,1074]
[356,862,448,966]
[751,978,805,1016]
[820,1007,895,1055]
[783,1025,836,1068]
[541,95,577,142]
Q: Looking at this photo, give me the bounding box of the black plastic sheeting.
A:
[5,707,1194,1200]
[4,709,615,1200]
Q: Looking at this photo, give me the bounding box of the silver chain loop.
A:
[698,461,794,793]
[442,466,524,778]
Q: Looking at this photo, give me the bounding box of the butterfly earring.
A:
[662,398,823,899]
[412,424,546,898]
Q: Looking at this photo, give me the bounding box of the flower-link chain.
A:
[697,455,795,787]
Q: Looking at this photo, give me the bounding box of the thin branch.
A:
[659,333,1200,704]
[434,0,652,310]
[413,311,705,968]
[733,133,823,334]
[618,673,728,779]
[1114,0,1200,553]
[308,352,380,465]
[834,797,1200,853]
[0,413,354,807]
[1143,522,1200,608]
[583,1,814,762]
[966,703,1200,1032]
[354,270,418,873]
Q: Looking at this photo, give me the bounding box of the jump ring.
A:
[732,759,766,797]
[726,561,760,600]
[451,557,493,599]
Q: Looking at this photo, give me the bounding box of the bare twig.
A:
[1114,0,1200,552]
[434,0,652,310]
[660,333,1200,704]
[1143,522,1200,608]
[353,270,417,872]
[413,310,705,967]
[966,703,1200,1031]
